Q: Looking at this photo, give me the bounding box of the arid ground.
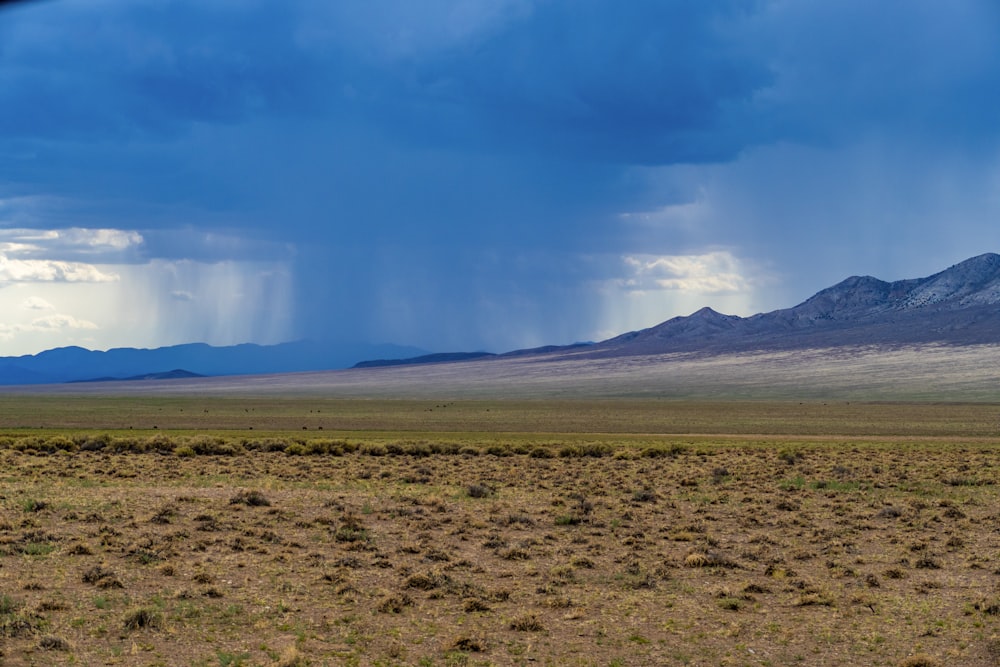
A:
[2,399,1000,666]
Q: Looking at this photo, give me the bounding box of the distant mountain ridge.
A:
[353,253,1000,368]
[68,369,205,383]
[594,252,1000,355]
[0,341,426,385]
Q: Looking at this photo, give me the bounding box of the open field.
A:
[5,343,1000,401]
[2,398,1000,666]
[0,396,999,437]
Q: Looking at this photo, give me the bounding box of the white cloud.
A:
[54,228,144,252]
[21,296,55,311]
[619,251,756,295]
[590,250,777,343]
[0,227,143,255]
[0,253,293,355]
[0,256,119,283]
[29,314,99,331]
[0,312,99,341]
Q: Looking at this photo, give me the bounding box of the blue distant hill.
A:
[0,341,426,385]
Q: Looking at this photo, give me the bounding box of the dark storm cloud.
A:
[1,1,998,353]
[329,1,774,164]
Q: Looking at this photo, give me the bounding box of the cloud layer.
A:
[1,1,998,354]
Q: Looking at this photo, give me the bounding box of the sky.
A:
[1,0,999,356]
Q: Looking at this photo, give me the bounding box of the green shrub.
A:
[579,443,611,458]
[360,443,388,457]
[77,433,112,451]
[45,436,77,452]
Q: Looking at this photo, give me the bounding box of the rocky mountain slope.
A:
[594,253,1000,356]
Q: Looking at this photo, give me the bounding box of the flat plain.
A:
[2,397,1000,666]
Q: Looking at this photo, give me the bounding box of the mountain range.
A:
[2,253,1000,386]
[588,252,1000,356]
[0,341,425,385]
[362,252,1000,365]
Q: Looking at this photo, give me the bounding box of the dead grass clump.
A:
[632,488,657,502]
[376,593,414,613]
[500,547,531,560]
[684,551,738,569]
[794,592,834,607]
[122,607,161,631]
[38,635,71,651]
[229,490,270,507]
[0,595,43,639]
[685,553,711,568]
[271,645,308,667]
[974,600,1000,615]
[876,506,903,519]
[641,444,687,458]
[778,448,803,465]
[509,614,544,632]
[82,565,123,589]
[717,597,742,611]
[743,582,771,595]
[360,443,388,456]
[66,542,94,555]
[451,636,485,652]
[334,525,368,544]
[466,483,493,499]
[463,598,491,612]
[942,506,966,520]
[914,555,942,570]
[496,512,534,527]
[150,505,179,524]
[621,571,657,590]
[899,654,940,667]
[485,589,511,602]
[405,572,446,591]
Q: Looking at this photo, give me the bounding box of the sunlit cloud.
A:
[588,250,776,344]
[0,255,119,283]
[0,312,99,341]
[0,226,143,258]
[21,296,54,311]
[29,314,99,331]
[619,251,757,295]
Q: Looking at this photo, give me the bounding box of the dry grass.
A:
[2,430,1000,665]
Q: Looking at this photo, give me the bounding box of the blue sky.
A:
[1,0,999,355]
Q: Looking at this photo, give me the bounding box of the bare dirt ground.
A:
[3,435,1000,666]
